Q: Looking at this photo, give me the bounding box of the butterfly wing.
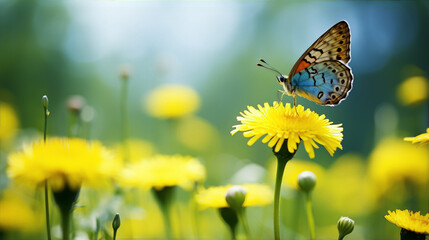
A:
[291,61,353,105]
[288,21,351,79]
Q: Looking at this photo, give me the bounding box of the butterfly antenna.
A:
[257,58,283,76]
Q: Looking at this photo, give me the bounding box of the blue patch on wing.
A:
[291,61,353,105]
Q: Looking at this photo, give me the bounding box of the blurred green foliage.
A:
[1,1,429,239]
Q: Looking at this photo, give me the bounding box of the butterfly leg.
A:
[293,96,300,115]
[277,90,298,113]
[276,90,287,103]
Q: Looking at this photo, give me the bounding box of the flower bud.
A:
[337,216,354,239]
[67,95,86,113]
[297,171,316,193]
[119,65,130,81]
[112,213,121,231]
[41,95,49,109]
[225,185,247,211]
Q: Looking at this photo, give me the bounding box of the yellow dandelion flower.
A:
[120,155,205,190]
[368,138,428,199]
[7,138,119,191]
[195,183,273,209]
[0,102,19,142]
[231,102,343,158]
[317,154,372,215]
[404,128,429,146]
[144,84,200,119]
[397,76,428,105]
[176,116,220,151]
[385,209,429,234]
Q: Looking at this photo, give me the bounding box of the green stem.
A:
[272,141,296,240]
[153,187,175,239]
[237,208,250,239]
[231,231,237,240]
[218,208,238,240]
[67,111,78,137]
[274,157,287,240]
[52,185,80,240]
[43,100,51,240]
[44,181,51,240]
[44,110,48,142]
[61,210,71,240]
[160,203,172,239]
[113,229,117,240]
[94,218,100,240]
[120,76,129,162]
[190,185,200,239]
[305,193,315,240]
[289,191,301,239]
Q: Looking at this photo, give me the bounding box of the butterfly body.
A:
[264,21,353,106]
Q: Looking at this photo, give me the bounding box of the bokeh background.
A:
[1,1,429,239]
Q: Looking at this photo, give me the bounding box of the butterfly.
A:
[258,21,353,106]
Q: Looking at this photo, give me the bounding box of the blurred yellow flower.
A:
[7,138,119,191]
[144,84,200,119]
[115,138,156,163]
[0,102,19,142]
[195,183,273,209]
[120,155,205,190]
[368,138,428,199]
[268,158,325,190]
[0,191,39,232]
[385,209,429,234]
[397,76,428,105]
[231,102,343,158]
[115,205,164,239]
[317,154,372,215]
[176,116,219,151]
[404,128,429,146]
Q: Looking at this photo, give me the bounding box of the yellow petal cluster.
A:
[368,138,428,199]
[404,128,429,146]
[0,102,19,142]
[397,76,428,105]
[120,155,205,190]
[7,138,119,191]
[231,102,343,158]
[385,209,429,234]
[195,183,273,209]
[317,154,372,215]
[144,84,200,119]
